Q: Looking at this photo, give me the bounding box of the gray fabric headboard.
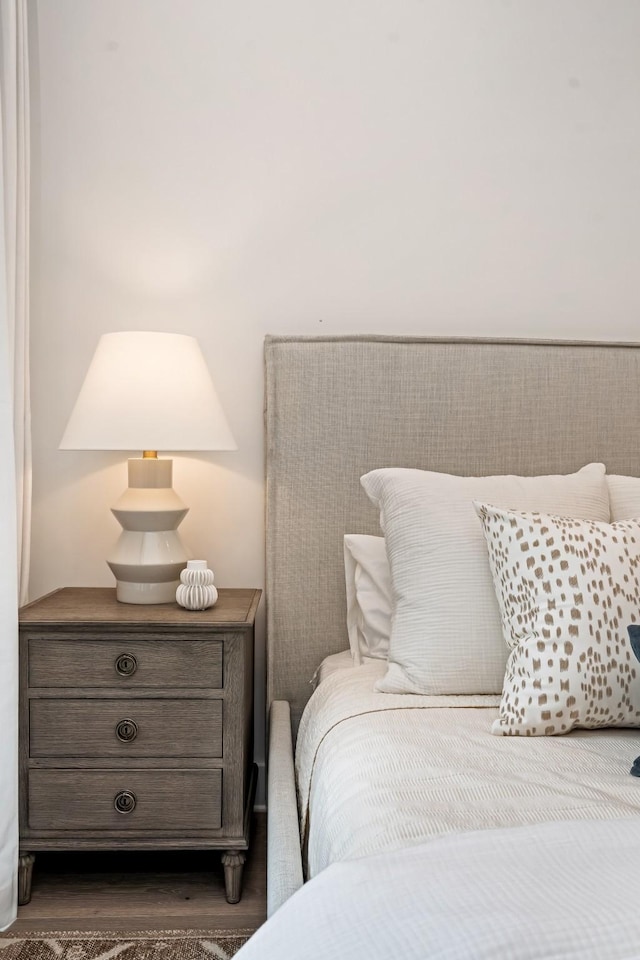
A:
[265,335,640,727]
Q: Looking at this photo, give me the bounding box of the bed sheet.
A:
[297,660,640,877]
[310,649,356,688]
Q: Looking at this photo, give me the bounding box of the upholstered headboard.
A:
[265,335,640,727]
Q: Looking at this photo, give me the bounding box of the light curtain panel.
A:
[0,0,30,931]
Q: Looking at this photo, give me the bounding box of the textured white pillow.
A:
[475,502,640,735]
[343,535,392,663]
[360,463,610,695]
[608,475,640,520]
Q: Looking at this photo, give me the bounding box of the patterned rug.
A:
[0,929,255,959]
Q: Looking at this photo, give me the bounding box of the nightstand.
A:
[18,586,260,905]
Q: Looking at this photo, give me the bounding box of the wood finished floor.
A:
[6,814,266,935]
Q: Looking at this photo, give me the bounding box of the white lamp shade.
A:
[59,331,237,451]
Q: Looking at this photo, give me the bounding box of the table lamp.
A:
[60,330,237,604]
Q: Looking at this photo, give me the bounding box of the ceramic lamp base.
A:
[107,458,191,605]
[116,580,180,604]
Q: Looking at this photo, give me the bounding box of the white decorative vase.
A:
[176,560,218,610]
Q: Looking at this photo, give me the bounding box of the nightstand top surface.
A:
[19,587,261,627]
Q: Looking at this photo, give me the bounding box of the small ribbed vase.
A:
[176,560,218,611]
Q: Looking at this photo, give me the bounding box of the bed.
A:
[244,336,640,959]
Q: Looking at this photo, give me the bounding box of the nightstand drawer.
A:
[30,699,223,758]
[28,769,222,832]
[28,638,223,689]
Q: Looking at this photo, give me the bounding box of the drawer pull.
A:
[115,718,138,743]
[115,654,137,677]
[114,790,137,814]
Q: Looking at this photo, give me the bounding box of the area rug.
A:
[0,929,255,959]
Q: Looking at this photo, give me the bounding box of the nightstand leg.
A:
[221,849,246,904]
[18,853,35,905]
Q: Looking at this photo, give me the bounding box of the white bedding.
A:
[238,817,640,960]
[297,660,640,877]
[310,649,357,687]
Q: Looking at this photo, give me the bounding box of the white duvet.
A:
[296,660,640,877]
[241,661,640,959]
[238,817,640,959]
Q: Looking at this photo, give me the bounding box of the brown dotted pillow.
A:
[474,502,640,736]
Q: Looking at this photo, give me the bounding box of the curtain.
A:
[2,0,29,606]
[0,0,30,931]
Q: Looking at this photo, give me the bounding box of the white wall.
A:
[27,0,640,799]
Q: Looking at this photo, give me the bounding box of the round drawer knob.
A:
[115,718,138,743]
[114,790,137,814]
[115,654,137,677]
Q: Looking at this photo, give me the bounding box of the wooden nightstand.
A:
[18,586,260,906]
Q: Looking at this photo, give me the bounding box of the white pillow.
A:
[608,475,640,520]
[475,502,640,735]
[344,535,392,663]
[341,479,637,680]
[360,463,610,696]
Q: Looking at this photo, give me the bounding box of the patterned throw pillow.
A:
[474,502,640,736]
